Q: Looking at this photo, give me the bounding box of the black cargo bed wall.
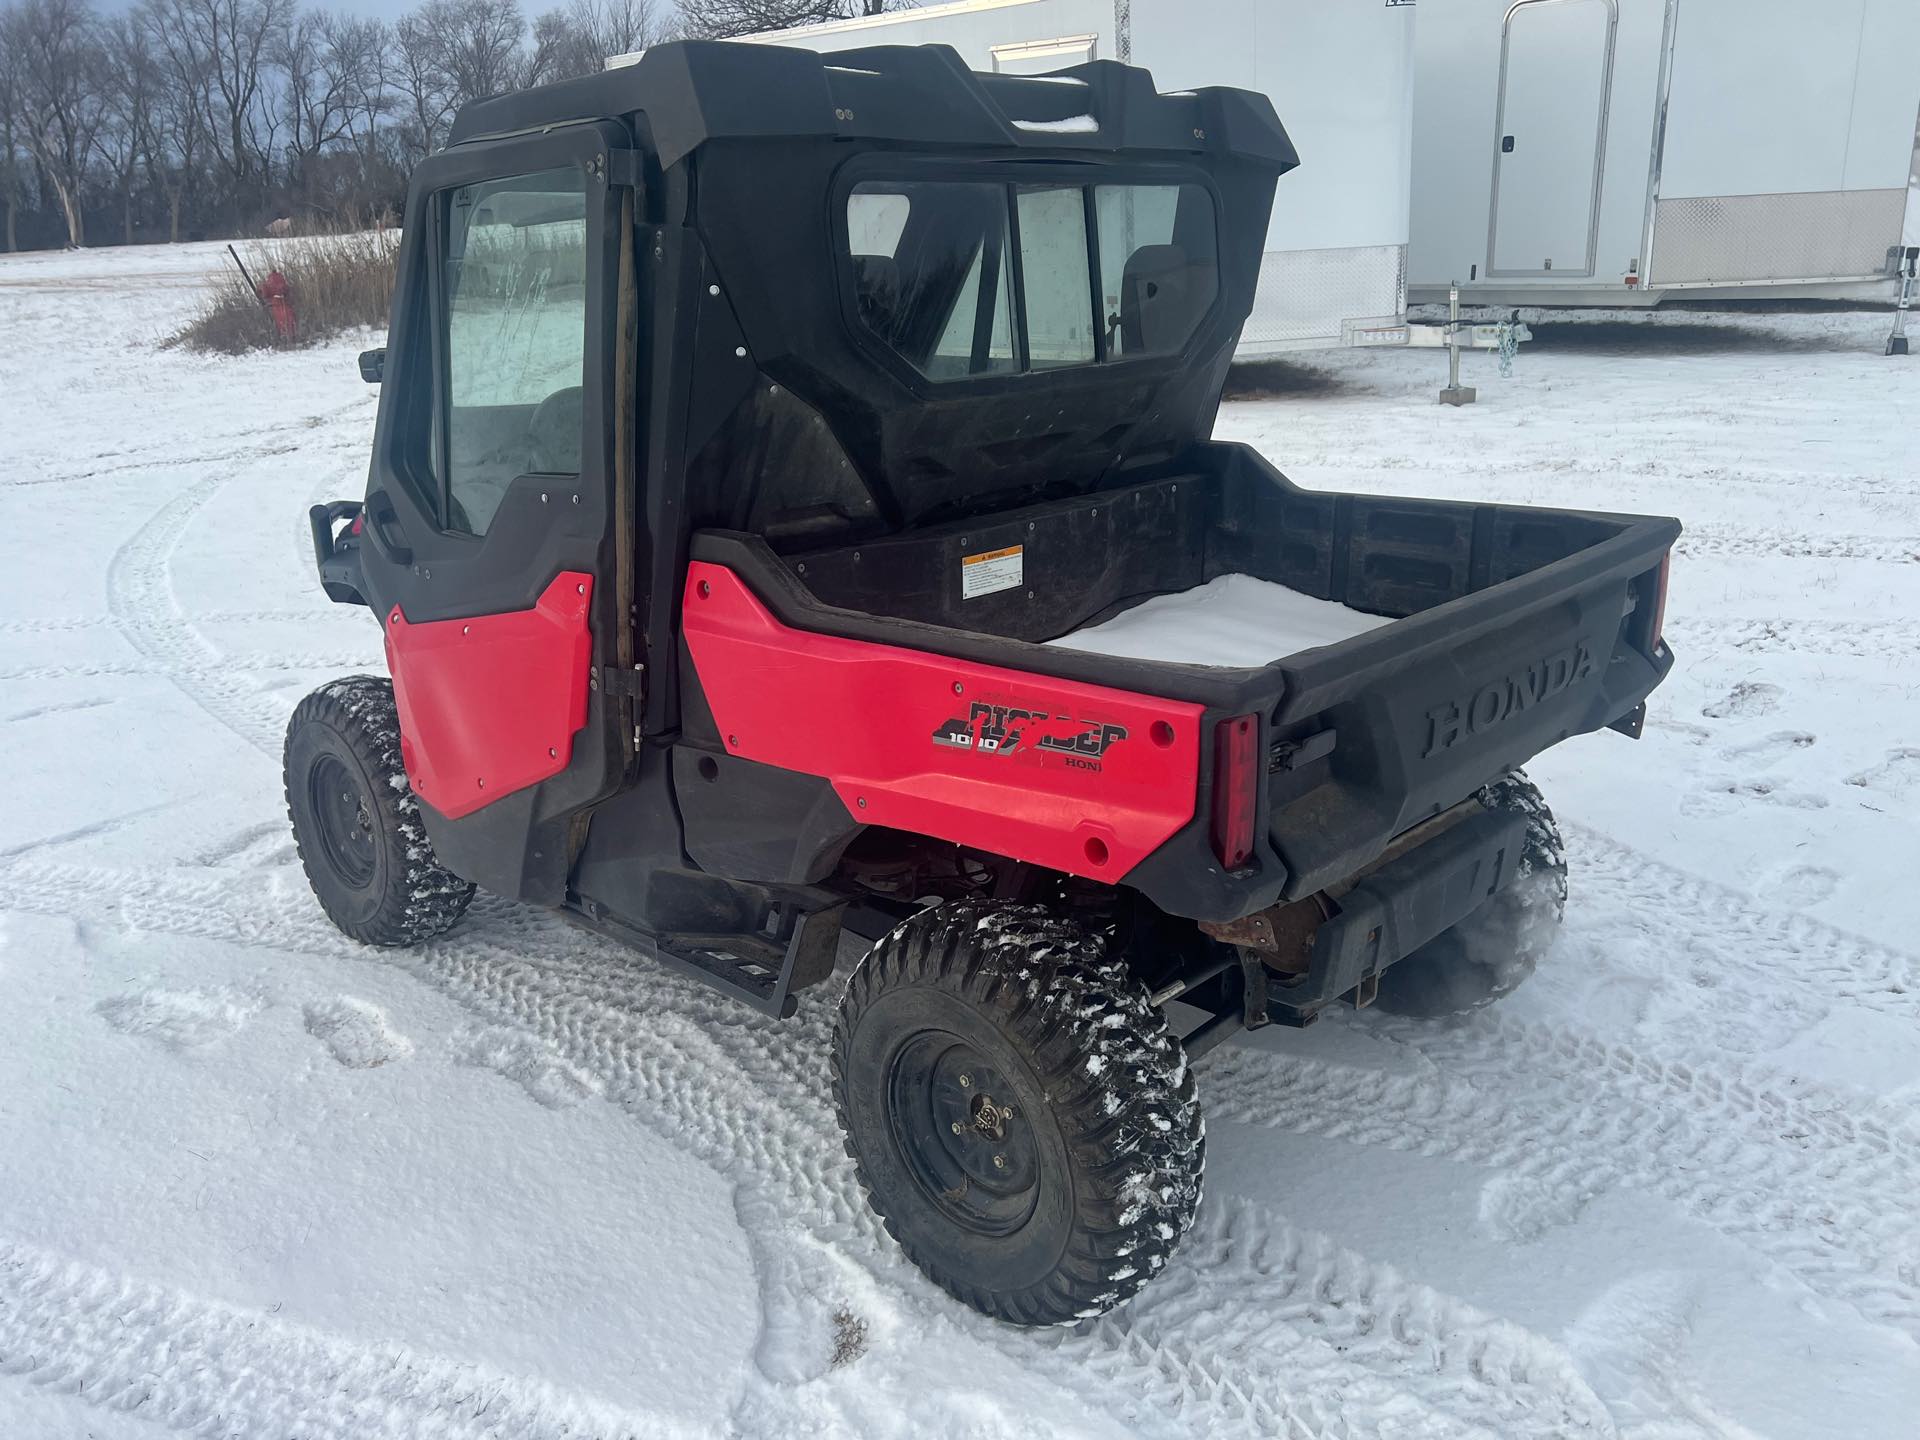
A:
[1206,445,1627,619]
[781,445,1630,644]
[785,474,1213,645]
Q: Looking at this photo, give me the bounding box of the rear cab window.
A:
[847,181,1017,380]
[843,172,1218,381]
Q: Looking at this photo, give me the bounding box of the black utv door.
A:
[355,122,640,901]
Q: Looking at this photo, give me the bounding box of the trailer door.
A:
[1488,0,1616,277]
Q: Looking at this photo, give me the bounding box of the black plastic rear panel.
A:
[693,444,1677,923]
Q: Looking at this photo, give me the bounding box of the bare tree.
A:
[522,0,657,82]
[392,6,456,164]
[567,0,654,60]
[97,12,160,243]
[331,15,394,216]
[0,0,108,246]
[140,0,212,241]
[523,8,584,86]
[275,8,362,215]
[153,0,292,224]
[676,0,891,40]
[0,13,24,250]
[0,0,745,252]
[418,0,524,105]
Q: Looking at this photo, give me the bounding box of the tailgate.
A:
[1261,517,1676,900]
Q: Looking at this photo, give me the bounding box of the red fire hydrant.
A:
[259,269,298,343]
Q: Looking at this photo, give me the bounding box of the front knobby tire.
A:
[833,900,1204,1326]
[1370,770,1568,1018]
[284,675,474,946]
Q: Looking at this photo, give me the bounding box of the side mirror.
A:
[358,347,385,384]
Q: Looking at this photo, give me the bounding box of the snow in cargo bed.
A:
[1048,572,1389,665]
[4,238,1920,1440]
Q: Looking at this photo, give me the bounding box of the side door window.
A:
[441,168,588,537]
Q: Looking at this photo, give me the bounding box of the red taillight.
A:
[1210,714,1259,870]
[1649,553,1671,654]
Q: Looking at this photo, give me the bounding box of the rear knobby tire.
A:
[1370,770,1567,1018]
[833,900,1203,1326]
[285,675,474,946]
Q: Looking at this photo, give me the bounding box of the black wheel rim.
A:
[885,1031,1040,1237]
[307,753,378,891]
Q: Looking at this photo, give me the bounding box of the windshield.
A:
[845,176,1218,380]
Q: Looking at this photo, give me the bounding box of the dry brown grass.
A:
[169,226,399,355]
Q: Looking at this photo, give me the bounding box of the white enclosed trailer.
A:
[616,0,1430,359]
[1409,0,1920,308]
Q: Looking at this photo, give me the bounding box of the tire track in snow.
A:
[0,616,112,636]
[1203,1020,1920,1344]
[2,398,369,490]
[0,611,322,637]
[0,1240,649,1440]
[87,393,375,749]
[195,606,348,626]
[1105,1198,1617,1438]
[0,654,374,684]
[1359,1009,1920,1161]
[0,858,1581,1440]
[1565,823,1920,1027]
[1665,616,1920,661]
[1674,526,1920,565]
[103,475,297,755]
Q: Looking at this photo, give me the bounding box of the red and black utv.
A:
[291,41,1678,1326]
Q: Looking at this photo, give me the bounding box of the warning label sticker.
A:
[961,544,1024,600]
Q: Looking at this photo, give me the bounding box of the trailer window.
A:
[844,175,1217,379]
[439,168,587,536]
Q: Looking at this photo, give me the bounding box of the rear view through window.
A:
[845,176,1217,380]
[848,181,1018,381]
[1096,184,1220,358]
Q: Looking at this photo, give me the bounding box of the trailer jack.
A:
[1889,247,1916,358]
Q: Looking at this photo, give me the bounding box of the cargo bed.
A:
[691,440,1678,919]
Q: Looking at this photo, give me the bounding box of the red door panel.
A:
[384,572,594,820]
[682,562,1202,881]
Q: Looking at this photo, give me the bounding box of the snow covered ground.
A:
[2,238,1918,1439]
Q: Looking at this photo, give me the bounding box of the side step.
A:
[567,896,845,1019]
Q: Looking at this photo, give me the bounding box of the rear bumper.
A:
[1271,803,1526,1021]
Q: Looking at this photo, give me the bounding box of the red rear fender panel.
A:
[682,562,1202,882]
[384,572,594,821]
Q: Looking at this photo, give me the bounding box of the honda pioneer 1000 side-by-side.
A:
[291,41,1678,1325]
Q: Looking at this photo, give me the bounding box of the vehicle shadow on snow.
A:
[1223,359,1367,400]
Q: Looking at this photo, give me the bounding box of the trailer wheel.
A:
[1371,771,1567,1018]
[285,676,474,947]
[833,900,1203,1326]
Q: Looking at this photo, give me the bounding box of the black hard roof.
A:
[447,39,1298,174]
